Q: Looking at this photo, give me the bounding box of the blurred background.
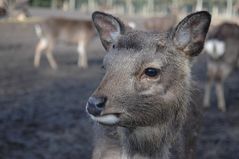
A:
[0,0,239,159]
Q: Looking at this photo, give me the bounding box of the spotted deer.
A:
[34,17,96,69]
[86,11,211,159]
[203,22,239,112]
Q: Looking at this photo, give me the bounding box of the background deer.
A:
[0,0,30,20]
[86,11,211,159]
[34,17,96,69]
[11,0,30,21]
[144,14,177,32]
[0,0,7,17]
[144,7,178,32]
[203,22,239,112]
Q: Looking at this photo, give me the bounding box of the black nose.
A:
[86,96,107,116]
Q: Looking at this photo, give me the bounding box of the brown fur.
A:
[204,22,239,112]
[0,0,7,17]
[144,14,177,32]
[34,17,96,69]
[86,11,211,159]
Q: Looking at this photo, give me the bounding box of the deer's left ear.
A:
[172,11,211,56]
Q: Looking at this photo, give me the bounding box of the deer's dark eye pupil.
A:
[144,68,159,77]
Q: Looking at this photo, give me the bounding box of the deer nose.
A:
[86,96,107,116]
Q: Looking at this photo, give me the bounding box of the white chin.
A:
[90,114,120,125]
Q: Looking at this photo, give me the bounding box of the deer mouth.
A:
[89,113,121,125]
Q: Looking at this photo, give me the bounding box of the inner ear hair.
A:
[92,11,126,50]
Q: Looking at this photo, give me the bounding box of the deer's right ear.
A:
[92,11,126,51]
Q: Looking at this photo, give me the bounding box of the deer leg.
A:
[203,78,213,108]
[34,38,48,68]
[215,82,226,112]
[77,42,88,68]
[45,44,58,70]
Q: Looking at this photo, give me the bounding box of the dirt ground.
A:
[0,18,239,159]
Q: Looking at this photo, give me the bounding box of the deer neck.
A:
[120,123,179,159]
[119,92,189,159]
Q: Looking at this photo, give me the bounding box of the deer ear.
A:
[173,11,211,57]
[92,11,126,51]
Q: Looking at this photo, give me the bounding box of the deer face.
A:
[86,11,211,128]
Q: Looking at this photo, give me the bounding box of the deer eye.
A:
[144,68,160,77]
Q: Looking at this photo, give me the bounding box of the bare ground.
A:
[0,21,238,159]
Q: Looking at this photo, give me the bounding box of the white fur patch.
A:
[204,40,225,59]
[128,21,136,29]
[35,25,42,38]
[90,114,120,125]
[139,87,156,95]
[139,85,165,96]
[40,38,48,47]
[77,43,85,54]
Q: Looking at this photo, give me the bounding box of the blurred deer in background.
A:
[0,0,8,17]
[144,7,178,32]
[144,14,177,32]
[11,0,30,21]
[0,0,30,20]
[204,22,239,112]
[34,18,96,69]
[86,11,211,159]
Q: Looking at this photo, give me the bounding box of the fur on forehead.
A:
[115,31,169,51]
[103,44,168,68]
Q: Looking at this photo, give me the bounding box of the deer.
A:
[144,14,177,32]
[0,0,7,17]
[11,0,30,21]
[203,22,239,112]
[144,7,178,32]
[0,0,30,20]
[86,11,211,159]
[34,17,96,69]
